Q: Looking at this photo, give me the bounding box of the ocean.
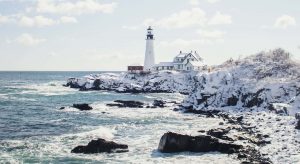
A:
[0,71,238,163]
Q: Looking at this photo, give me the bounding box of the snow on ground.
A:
[65,48,300,163]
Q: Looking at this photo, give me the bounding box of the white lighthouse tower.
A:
[143,26,155,71]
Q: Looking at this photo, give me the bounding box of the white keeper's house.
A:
[153,50,206,71]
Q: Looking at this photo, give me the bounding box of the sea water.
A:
[0,71,238,164]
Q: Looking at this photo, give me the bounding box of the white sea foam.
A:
[10,81,77,96]
[0,94,238,163]
[0,93,36,101]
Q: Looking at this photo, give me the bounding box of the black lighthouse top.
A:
[146,26,154,40]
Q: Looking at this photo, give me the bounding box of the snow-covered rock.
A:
[183,48,300,116]
[65,48,300,115]
[65,71,199,94]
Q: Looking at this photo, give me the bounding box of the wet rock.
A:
[184,108,220,118]
[152,100,166,108]
[173,108,180,111]
[238,147,272,164]
[158,132,242,154]
[207,128,232,141]
[72,103,93,111]
[59,107,65,110]
[71,138,128,154]
[198,130,206,133]
[106,100,144,108]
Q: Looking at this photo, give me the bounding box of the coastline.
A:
[62,49,300,163]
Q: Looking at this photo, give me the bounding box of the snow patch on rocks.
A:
[183,48,300,116]
[65,71,199,94]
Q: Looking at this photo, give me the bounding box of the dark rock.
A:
[92,79,102,90]
[106,100,144,108]
[184,108,221,117]
[173,108,180,111]
[198,130,206,133]
[227,95,239,106]
[296,119,300,130]
[242,89,267,108]
[72,104,93,111]
[158,132,242,154]
[238,147,272,164]
[219,122,224,125]
[71,138,128,154]
[207,128,231,140]
[152,100,166,108]
[59,107,65,110]
[236,116,243,123]
[295,113,300,129]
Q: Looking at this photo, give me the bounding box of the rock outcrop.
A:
[71,138,128,154]
[106,100,144,108]
[72,103,93,111]
[182,49,300,116]
[65,71,196,94]
[158,132,242,154]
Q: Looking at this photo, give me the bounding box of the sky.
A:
[0,0,299,71]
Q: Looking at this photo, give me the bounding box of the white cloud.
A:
[36,0,118,15]
[0,14,11,24]
[160,38,223,48]
[143,8,232,29]
[207,0,220,3]
[144,8,207,29]
[16,33,46,46]
[60,16,77,23]
[19,15,56,27]
[197,29,225,39]
[274,15,296,29]
[18,15,77,27]
[189,0,220,5]
[208,12,232,25]
[189,0,200,6]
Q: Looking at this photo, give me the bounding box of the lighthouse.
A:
[143,26,155,71]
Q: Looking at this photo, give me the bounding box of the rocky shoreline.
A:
[66,100,276,163]
[64,49,300,163]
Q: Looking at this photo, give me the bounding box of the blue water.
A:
[0,71,238,163]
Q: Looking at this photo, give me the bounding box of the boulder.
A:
[106,100,144,108]
[152,100,166,108]
[72,104,93,111]
[71,138,128,154]
[158,132,242,154]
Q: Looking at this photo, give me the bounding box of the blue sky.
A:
[0,0,299,71]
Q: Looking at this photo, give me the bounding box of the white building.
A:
[154,51,206,71]
[143,26,155,71]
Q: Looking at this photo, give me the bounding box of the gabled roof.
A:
[175,53,188,58]
[193,52,203,61]
[175,51,203,61]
